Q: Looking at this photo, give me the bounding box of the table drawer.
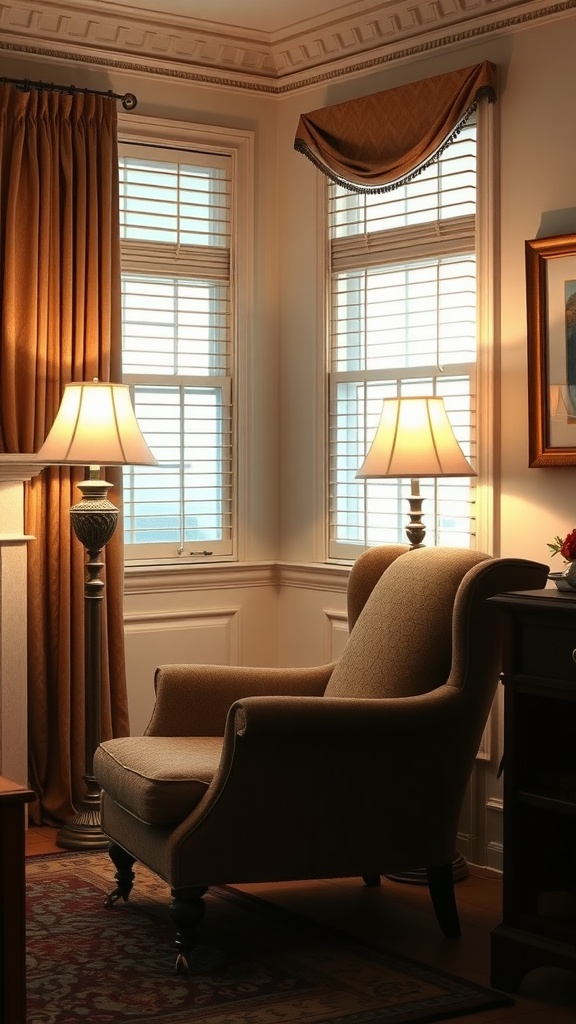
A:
[517,624,576,684]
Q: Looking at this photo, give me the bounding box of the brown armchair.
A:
[94,546,548,971]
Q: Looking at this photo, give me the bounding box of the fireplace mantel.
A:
[0,455,43,786]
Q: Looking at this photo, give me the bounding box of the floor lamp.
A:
[356,395,476,549]
[356,394,475,881]
[35,380,157,850]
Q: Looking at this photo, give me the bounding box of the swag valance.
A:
[294,61,497,193]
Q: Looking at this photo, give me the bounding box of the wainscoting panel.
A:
[124,607,240,735]
[323,608,349,663]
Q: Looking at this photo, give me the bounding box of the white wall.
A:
[4,8,576,866]
[498,21,576,561]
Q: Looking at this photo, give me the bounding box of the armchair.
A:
[94,546,548,972]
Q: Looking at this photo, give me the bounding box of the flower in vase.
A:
[548,529,576,561]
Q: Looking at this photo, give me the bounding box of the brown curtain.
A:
[294,61,497,192]
[0,84,129,824]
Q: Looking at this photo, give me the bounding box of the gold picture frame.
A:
[526,232,576,466]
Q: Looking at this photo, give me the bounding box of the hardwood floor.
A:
[26,827,576,1022]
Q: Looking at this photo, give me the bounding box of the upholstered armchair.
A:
[94,546,548,972]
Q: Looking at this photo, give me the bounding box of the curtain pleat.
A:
[294,61,497,192]
[0,84,129,824]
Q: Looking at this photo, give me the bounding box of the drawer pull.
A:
[572,650,576,664]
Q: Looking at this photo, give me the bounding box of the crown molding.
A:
[1,0,574,93]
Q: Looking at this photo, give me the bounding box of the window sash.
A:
[122,376,232,559]
[122,273,230,378]
[119,140,234,562]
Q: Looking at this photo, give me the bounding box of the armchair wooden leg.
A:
[104,842,136,907]
[426,863,461,939]
[169,885,208,974]
[362,875,381,887]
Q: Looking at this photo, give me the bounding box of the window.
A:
[328,118,483,559]
[117,120,252,563]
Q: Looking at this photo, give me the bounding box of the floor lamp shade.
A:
[356,396,475,548]
[35,380,157,467]
[35,380,156,850]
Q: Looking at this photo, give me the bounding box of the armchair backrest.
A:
[346,543,409,631]
[326,547,549,701]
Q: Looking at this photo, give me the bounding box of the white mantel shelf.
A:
[0,454,43,482]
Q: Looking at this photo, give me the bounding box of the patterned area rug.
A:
[26,852,511,1024]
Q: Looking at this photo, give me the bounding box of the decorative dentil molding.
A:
[0,0,575,92]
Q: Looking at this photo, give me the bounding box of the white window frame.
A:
[324,100,497,561]
[117,113,254,566]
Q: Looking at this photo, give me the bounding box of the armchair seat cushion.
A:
[95,736,223,826]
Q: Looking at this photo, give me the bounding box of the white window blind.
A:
[119,145,233,560]
[329,120,477,558]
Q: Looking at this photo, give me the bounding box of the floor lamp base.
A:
[56,778,109,851]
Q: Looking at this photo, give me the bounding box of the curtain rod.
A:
[0,76,137,110]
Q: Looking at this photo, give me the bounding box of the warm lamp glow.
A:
[357,396,475,480]
[36,380,157,467]
[356,395,475,549]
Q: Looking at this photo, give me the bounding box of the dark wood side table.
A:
[489,589,576,993]
[0,777,34,1024]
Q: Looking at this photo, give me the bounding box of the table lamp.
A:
[356,395,475,548]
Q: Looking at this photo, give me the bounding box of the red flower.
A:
[560,529,576,561]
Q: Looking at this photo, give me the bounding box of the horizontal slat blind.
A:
[330,216,474,272]
[328,126,476,236]
[328,119,477,558]
[123,380,232,552]
[119,147,230,249]
[121,240,230,280]
[119,144,233,560]
[122,275,229,377]
[331,256,477,372]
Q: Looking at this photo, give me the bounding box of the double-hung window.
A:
[118,137,235,562]
[328,117,482,559]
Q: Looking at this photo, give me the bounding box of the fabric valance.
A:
[294,61,496,193]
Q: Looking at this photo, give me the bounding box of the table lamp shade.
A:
[36,380,157,467]
[357,396,475,480]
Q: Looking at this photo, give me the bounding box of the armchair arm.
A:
[175,685,471,878]
[232,686,462,739]
[145,662,335,736]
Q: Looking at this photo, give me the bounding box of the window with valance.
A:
[294,62,497,556]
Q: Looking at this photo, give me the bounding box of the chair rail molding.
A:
[0,455,44,786]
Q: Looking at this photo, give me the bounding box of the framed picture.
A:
[526,232,576,466]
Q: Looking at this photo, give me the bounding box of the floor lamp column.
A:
[57,474,119,850]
